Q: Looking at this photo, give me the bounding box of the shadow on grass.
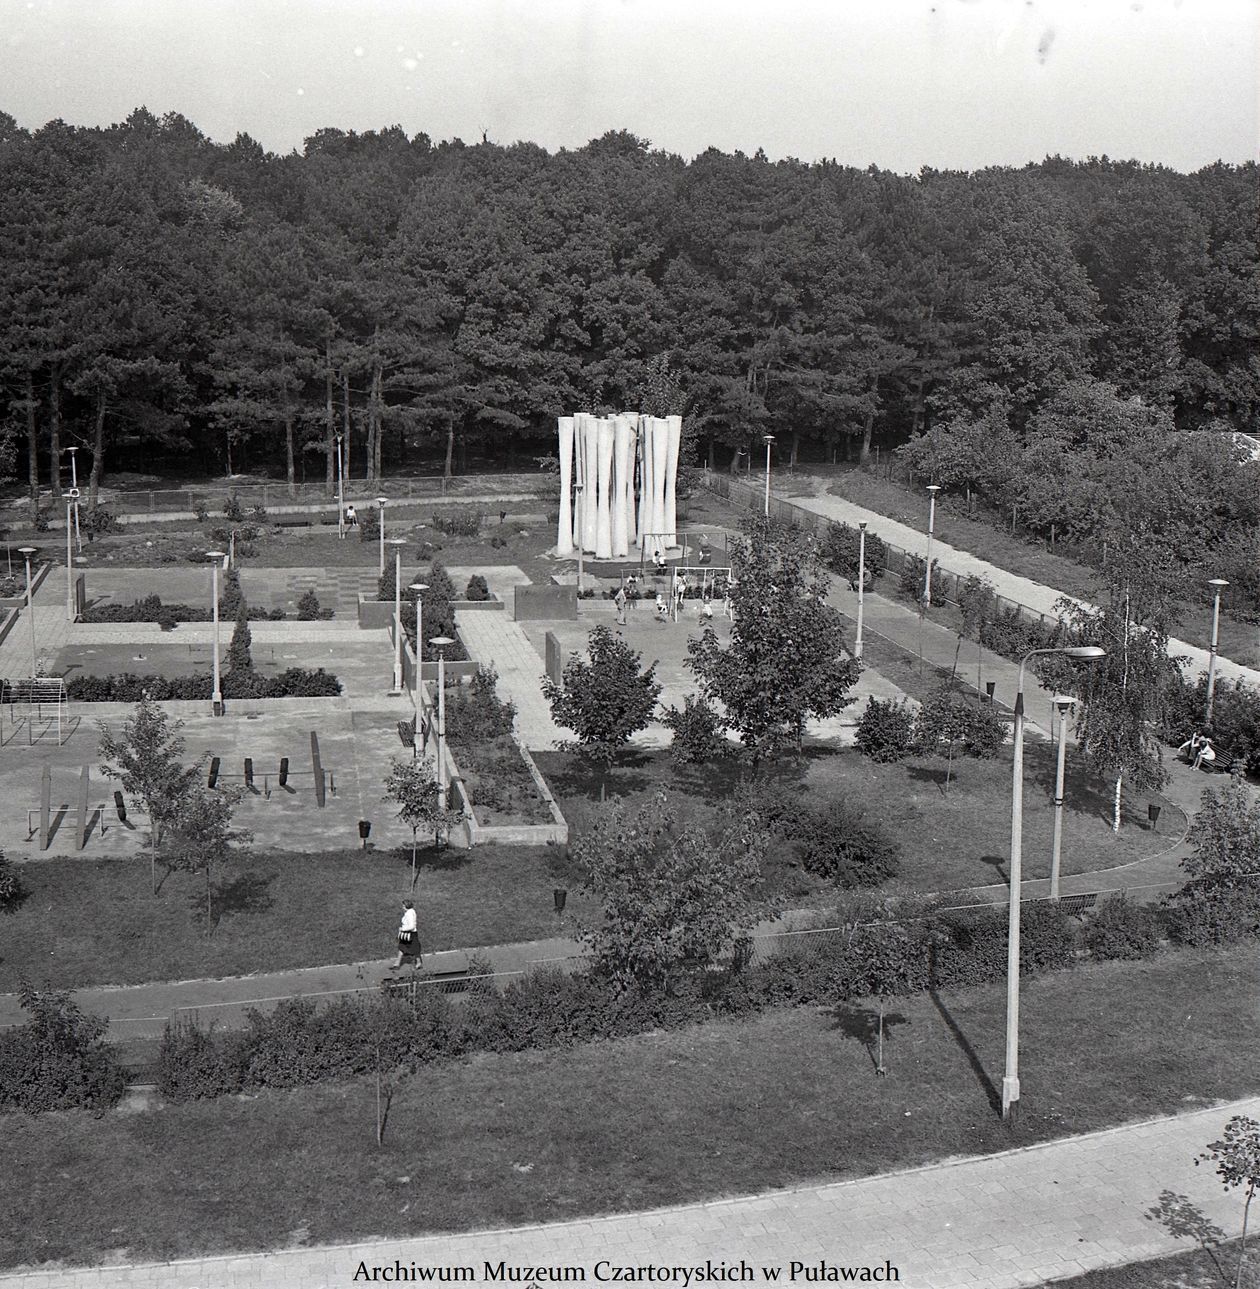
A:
[209,872,278,922]
[390,844,474,875]
[978,855,1008,887]
[927,968,1002,1116]
[906,762,950,794]
[831,1004,910,1074]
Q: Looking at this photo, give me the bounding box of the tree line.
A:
[0,107,1256,510]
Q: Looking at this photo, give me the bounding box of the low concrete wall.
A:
[0,607,18,647]
[513,584,577,621]
[359,595,502,629]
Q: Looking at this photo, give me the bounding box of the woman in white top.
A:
[390,899,420,969]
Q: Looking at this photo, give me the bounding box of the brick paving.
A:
[3,1096,1257,1288]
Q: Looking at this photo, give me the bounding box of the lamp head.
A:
[17,546,36,557]
[763,434,775,445]
[409,582,429,594]
[1052,694,1077,713]
[206,550,225,560]
[389,537,407,547]
[377,496,388,507]
[1063,645,1106,661]
[926,484,942,494]
[1208,578,1229,589]
[428,635,455,651]
[858,521,867,531]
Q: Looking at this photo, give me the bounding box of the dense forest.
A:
[0,108,1257,517]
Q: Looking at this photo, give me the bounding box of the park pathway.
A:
[3,1095,1257,1288]
[773,478,1260,692]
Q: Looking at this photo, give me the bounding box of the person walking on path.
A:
[389,899,421,970]
[614,584,628,626]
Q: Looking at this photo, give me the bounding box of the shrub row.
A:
[82,597,288,625]
[66,667,342,702]
[854,692,1006,764]
[157,888,1259,1104]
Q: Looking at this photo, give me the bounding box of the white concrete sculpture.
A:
[595,418,614,559]
[557,408,682,561]
[556,416,575,557]
[612,417,632,557]
[664,414,682,544]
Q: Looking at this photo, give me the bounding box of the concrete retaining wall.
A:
[513,584,577,621]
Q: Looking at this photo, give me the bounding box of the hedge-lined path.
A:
[3,1095,1257,1288]
[771,476,1260,691]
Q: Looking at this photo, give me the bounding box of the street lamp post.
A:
[335,433,346,539]
[207,551,225,715]
[923,484,942,607]
[18,546,37,677]
[763,435,776,517]
[377,496,389,577]
[1003,643,1105,1121]
[66,447,82,554]
[1049,694,1077,902]
[389,538,407,693]
[855,521,867,660]
[1204,578,1229,724]
[408,582,428,759]
[429,636,456,809]
[65,491,78,621]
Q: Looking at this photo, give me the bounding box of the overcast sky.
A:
[2,0,1256,172]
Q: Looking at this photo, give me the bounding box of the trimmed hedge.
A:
[66,667,342,702]
[82,597,287,625]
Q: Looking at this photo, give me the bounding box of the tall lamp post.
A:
[65,489,79,621]
[66,447,82,554]
[1204,578,1229,724]
[409,582,428,759]
[207,551,225,715]
[923,484,942,607]
[18,546,37,677]
[388,537,407,693]
[429,636,456,809]
[855,521,867,660]
[763,435,775,517]
[1048,694,1077,902]
[335,433,346,539]
[1003,643,1105,1121]
[377,496,389,577]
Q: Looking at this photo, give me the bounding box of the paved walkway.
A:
[775,478,1260,691]
[5,1096,1257,1287]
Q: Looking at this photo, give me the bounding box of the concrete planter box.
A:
[449,739,568,848]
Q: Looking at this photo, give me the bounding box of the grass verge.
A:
[0,843,587,991]
[1,945,1256,1270]
[1040,1241,1257,1287]
[538,743,1176,903]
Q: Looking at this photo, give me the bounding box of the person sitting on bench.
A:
[1193,737,1217,771]
[1177,732,1203,762]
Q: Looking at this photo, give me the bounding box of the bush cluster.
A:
[898,555,948,607]
[0,983,126,1115]
[295,589,334,620]
[81,506,122,536]
[443,667,516,744]
[663,695,731,764]
[66,667,342,702]
[1160,672,1260,776]
[432,509,483,538]
[913,686,1007,759]
[0,852,27,911]
[464,574,491,601]
[979,605,1063,662]
[819,522,888,588]
[854,697,916,763]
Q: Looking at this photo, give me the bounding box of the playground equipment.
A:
[1,677,76,746]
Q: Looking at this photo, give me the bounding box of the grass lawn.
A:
[1,946,1255,1270]
[538,743,1178,904]
[793,466,1258,667]
[1041,1242,1257,1287]
[0,843,589,991]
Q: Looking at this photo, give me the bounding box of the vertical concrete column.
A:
[556,416,575,557]
[665,414,682,544]
[581,413,600,553]
[595,418,614,560]
[612,416,632,557]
